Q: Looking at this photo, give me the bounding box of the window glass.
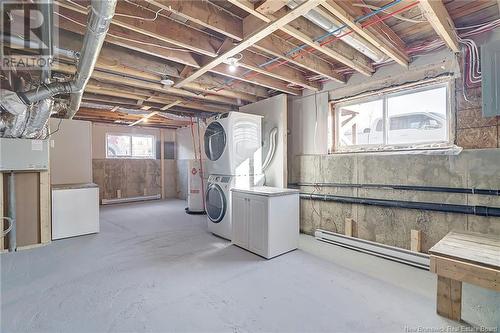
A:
[107,134,130,157]
[387,86,447,145]
[338,99,383,147]
[132,136,154,158]
[106,134,155,159]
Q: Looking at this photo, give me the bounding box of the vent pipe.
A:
[17,0,117,119]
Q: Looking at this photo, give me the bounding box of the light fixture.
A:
[160,77,174,86]
[224,54,243,73]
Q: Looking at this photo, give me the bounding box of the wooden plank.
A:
[0,174,3,250]
[243,6,374,76]
[436,276,462,321]
[39,171,51,244]
[321,0,409,67]
[255,0,288,16]
[143,0,243,41]
[411,229,422,252]
[160,130,165,199]
[56,6,200,68]
[57,0,220,57]
[430,255,500,292]
[419,0,460,52]
[344,218,354,237]
[129,101,181,126]
[429,231,500,269]
[175,0,325,88]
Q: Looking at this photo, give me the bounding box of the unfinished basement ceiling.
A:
[2,0,500,128]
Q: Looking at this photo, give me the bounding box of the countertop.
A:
[52,183,99,190]
[231,186,299,197]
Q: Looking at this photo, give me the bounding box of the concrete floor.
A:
[1,200,498,332]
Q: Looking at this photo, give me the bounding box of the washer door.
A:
[204,122,226,161]
[205,184,226,223]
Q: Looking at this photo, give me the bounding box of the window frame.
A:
[332,81,454,153]
[105,133,156,159]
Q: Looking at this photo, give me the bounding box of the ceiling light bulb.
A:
[229,64,237,72]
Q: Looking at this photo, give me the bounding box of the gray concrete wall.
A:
[290,150,500,252]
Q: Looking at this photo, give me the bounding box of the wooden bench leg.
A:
[436,275,462,321]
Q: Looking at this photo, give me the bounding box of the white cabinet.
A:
[231,186,299,259]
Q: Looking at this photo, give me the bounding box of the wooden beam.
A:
[321,0,409,66]
[419,0,460,53]
[175,0,325,88]
[57,0,220,57]
[239,50,321,91]
[211,64,301,95]
[253,36,345,83]
[411,229,422,252]
[255,0,288,16]
[56,6,200,68]
[242,4,374,76]
[143,0,243,41]
[129,101,181,126]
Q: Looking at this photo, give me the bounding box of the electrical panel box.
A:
[0,138,49,171]
[481,35,500,117]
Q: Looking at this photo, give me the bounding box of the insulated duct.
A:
[1,0,117,138]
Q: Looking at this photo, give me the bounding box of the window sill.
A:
[331,144,462,156]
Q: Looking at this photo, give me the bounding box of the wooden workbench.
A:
[429,231,500,321]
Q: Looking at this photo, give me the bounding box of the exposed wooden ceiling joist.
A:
[142,0,244,41]
[255,0,288,16]
[419,0,460,53]
[175,0,326,88]
[321,0,410,67]
[240,2,374,76]
[57,0,220,57]
[129,100,181,126]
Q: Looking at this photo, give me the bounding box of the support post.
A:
[160,129,165,199]
[345,218,355,237]
[436,276,462,321]
[411,229,422,252]
[7,172,16,252]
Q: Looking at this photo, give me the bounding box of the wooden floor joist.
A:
[419,0,460,53]
[175,0,326,88]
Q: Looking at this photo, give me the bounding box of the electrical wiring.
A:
[352,3,426,23]
[212,0,408,93]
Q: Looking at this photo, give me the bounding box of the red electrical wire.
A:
[216,1,419,93]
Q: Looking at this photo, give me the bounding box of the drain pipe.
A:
[7,172,16,252]
[17,0,117,119]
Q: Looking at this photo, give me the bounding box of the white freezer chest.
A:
[231,186,299,259]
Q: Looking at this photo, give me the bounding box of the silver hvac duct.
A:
[1,35,80,60]
[14,0,117,118]
[287,0,385,63]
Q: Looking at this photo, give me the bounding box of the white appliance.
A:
[204,112,262,176]
[205,174,264,240]
[230,186,299,259]
[52,183,99,240]
[187,160,205,213]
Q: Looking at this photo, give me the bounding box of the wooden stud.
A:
[175,0,325,88]
[39,171,51,244]
[436,276,462,321]
[160,130,165,200]
[419,0,460,53]
[411,229,422,252]
[255,0,288,16]
[0,173,4,250]
[344,218,354,237]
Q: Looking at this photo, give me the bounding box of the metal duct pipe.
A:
[7,172,16,252]
[38,0,53,84]
[287,0,385,62]
[67,0,116,119]
[1,35,80,60]
[17,0,117,119]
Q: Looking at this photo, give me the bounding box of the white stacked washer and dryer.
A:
[204,112,263,240]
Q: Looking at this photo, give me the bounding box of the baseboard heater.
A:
[314,229,430,270]
[101,194,161,205]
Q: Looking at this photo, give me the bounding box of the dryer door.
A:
[205,183,226,223]
[204,122,226,161]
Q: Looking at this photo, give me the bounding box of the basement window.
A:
[106,134,155,159]
[331,84,450,152]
